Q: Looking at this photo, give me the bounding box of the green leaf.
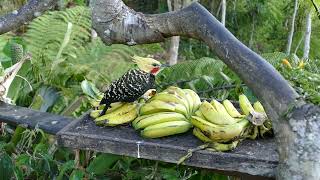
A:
[243,87,258,103]
[161,168,179,180]
[0,152,14,180]
[15,154,31,167]
[15,154,33,177]
[86,154,121,175]
[10,126,26,146]
[69,170,85,180]
[13,166,24,180]
[81,80,98,99]
[6,60,31,103]
[57,160,75,180]
[39,86,60,112]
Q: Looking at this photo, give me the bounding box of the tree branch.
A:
[91,1,320,179]
[0,0,318,178]
[0,0,57,34]
[91,0,299,120]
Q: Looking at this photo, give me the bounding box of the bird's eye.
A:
[152,63,158,67]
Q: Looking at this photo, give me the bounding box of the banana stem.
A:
[177,144,209,165]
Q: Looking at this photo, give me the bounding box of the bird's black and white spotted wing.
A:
[100,69,155,105]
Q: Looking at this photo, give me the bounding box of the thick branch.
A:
[91,0,165,45]
[91,1,299,120]
[91,2,320,179]
[276,104,320,179]
[0,0,57,35]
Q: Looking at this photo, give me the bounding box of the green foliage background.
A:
[0,0,319,179]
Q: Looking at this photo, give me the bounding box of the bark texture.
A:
[0,0,319,179]
[0,0,57,34]
[91,1,320,179]
[286,0,298,54]
[91,1,298,116]
[276,103,320,179]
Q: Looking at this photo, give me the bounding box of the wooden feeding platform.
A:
[0,102,278,179]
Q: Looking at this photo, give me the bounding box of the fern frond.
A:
[11,6,165,113]
[24,6,91,67]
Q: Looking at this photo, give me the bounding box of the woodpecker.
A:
[99,56,167,116]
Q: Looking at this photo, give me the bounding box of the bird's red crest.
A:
[150,67,160,74]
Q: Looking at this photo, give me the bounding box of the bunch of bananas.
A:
[191,99,250,151]
[82,80,140,126]
[238,94,272,139]
[82,79,273,147]
[90,102,139,126]
[133,86,201,138]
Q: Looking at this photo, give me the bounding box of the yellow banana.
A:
[90,102,126,117]
[222,100,244,118]
[193,127,240,151]
[162,86,185,96]
[95,103,137,122]
[239,94,254,116]
[140,100,175,114]
[90,109,102,118]
[183,89,194,114]
[194,110,206,119]
[90,99,101,108]
[210,99,230,116]
[190,116,249,142]
[139,100,188,117]
[96,107,138,126]
[108,102,126,112]
[132,113,156,127]
[183,89,201,113]
[253,101,265,113]
[163,86,190,110]
[173,103,189,118]
[141,121,192,138]
[133,112,187,130]
[90,100,124,110]
[200,101,237,125]
[193,128,212,143]
[151,92,189,111]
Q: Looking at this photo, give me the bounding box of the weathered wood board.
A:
[57,114,278,178]
[0,102,73,134]
[0,103,278,178]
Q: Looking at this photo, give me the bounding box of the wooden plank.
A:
[0,102,73,134]
[57,114,278,178]
[0,103,278,177]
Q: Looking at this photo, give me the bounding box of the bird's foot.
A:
[98,105,111,117]
[98,110,106,117]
